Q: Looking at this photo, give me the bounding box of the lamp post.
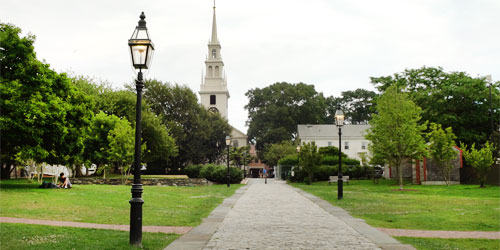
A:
[335,104,344,200]
[225,136,231,187]
[295,145,300,179]
[128,11,154,246]
[335,105,344,199]
[243,151,247,178]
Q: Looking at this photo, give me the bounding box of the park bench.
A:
[328,176,349,185]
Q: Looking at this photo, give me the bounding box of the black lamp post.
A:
[335,105,344,200]
[128,11,154,246]
[225,136,231,187]
[296,145,301,178]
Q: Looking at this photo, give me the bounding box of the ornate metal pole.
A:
[338,126,343,199]
[130,70,144,245]
[227,144,230,187]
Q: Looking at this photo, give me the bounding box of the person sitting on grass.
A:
[58,173,72,189]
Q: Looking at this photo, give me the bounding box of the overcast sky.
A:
[2,0,499,133]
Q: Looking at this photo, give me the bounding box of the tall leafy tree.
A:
[0,23,93,178]
[365,86,428,190]
[245,82,327,157]
[426,123,457,186]
[107,118,135,181]
[371,66,500,148]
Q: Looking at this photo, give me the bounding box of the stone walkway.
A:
[0,217,192,234]
[167,179,414,250]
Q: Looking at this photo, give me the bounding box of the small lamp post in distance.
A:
[128,11,154,246]
[335,105,344,200]
[225,136,231,187]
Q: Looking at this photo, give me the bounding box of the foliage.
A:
[366,86,427,190]
[198,164,244,184]
[426,123,457,186]
[0,23,93,178]
[325,88,377,124]
[106,118,135,182]
[371,66,500,148]
[318,146,347,158]
[291,179,500,231]
[229,146,251,166]
[245,82,327,158]
[298,141,322,185]
[184,164,203,178]
[0,223,177,250]
[141,111,178,172]
[143,80,231,168]
[278,154,299,166]
[461,142,495,188]
[263,140,297,167]
[0,179,242,226]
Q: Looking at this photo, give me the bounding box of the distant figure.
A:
[58,173,72,189]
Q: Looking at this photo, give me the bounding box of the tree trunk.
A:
[307,172,313,185]
[398,161,403,190]
[1,161,13,179]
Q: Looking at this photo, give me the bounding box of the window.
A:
[361,142,366,150]
[215,66,219,77]
[208,66,213,77]
[210,95,216,105]
[344,141,349,150]
[212,49,216,58]
[328,142,332,146]
[233,140,239,147]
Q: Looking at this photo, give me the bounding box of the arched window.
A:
[215,66,219,77]
[208,66,213,77]
[212,49,216,59]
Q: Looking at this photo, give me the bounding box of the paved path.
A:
[168,179,414,250]
[378,228,500,239]
[0,217,192,234]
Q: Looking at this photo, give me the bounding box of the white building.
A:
[297,124,371,161]
[199,4,247,147]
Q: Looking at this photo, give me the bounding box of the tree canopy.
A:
[365,85,428,189]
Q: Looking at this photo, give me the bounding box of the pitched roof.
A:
[297,124,370,139]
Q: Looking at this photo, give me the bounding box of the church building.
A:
[199,4,247,147]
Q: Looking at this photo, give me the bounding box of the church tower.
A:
[199,3,229,119]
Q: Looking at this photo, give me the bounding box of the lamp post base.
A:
[337,179,343,200]
[129,184,144,245]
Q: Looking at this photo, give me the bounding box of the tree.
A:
[143,79,231,169]
[298,141,322,185]
[107,118,135,182]
[245,82,327,158]
[365,86,428,190]
[1,23,93,178]
[461,142,495,188]
[326,89,377,124]
[427,123,457,186]
[230,146,250,167]
[141,111,178,172]
[263,141,297,167]
[371,66,500,148]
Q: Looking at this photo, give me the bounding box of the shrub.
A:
[278,155,298,166]
[185,164,203,178]
[321,156,339,166]
[314,165,338,181]
[199,164,243,184]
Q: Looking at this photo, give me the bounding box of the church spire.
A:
[210,0,219,44]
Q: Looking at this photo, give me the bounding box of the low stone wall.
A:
[72,178,212,186]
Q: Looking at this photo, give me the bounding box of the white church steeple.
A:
[199,2,230,119]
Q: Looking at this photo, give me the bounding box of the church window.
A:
[208,66,213,77]
[233,140,238,147]
[210,95,216,105]
[215,66,219,77]
[212,49,216,59]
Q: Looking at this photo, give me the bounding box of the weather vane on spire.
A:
[213,0,216,9]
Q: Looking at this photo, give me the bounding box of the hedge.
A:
[186,164,244,184]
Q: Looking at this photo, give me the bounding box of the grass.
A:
[395,237,500,250]
[0,223,177,250]
[103,174,189,179]
[0,178,241,226]
[290,179,500,231]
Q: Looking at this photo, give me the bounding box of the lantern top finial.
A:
[138,12,146,27]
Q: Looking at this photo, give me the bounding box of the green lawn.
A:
[0,223,177,250]
[104,174,189,179]
[0,179,241,226]
[395,237,500,250]
[290,180,500,231]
